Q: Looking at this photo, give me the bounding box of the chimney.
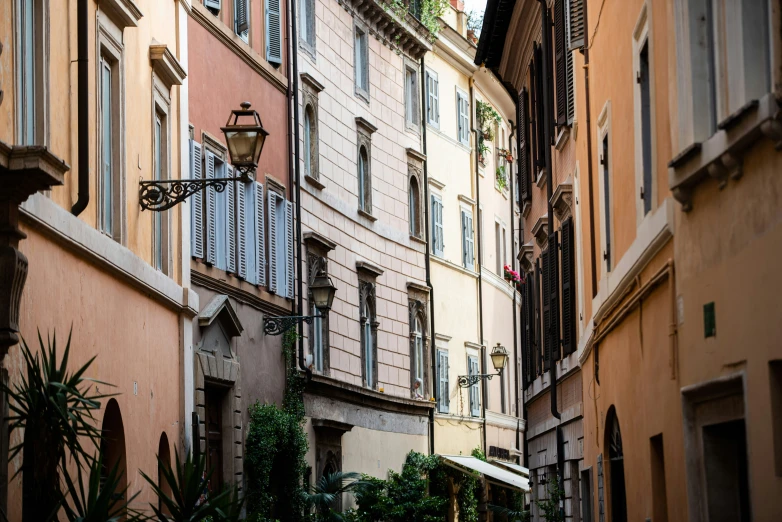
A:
[450,0,464,11]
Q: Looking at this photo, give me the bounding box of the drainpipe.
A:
[583,0,598,298]
[508,118,520,465]
[420,55,436,456]
[71,0,89,216]
[287,0,308,377]
[470,77,487,455]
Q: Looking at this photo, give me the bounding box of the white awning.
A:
[439,455,531,492]
[490,460,530,478]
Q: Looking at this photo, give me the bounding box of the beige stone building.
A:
[0,0,192,515]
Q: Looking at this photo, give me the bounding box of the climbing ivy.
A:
[245,330,309,522]
[535,479,565,522]
[385,0,450,43]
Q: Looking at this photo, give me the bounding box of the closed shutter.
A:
[432,195,444,256]
[568,0,585,50]
[462,210,474,270]
[227,168,237,273]
[438,350,450,413]
[527,271,537,385]
[265,0,282,65]
[549,230,560,363]
[237,180,247,279]
[426,72,439,127]
[542,4,555,140]
[566,42,575,124]
[235,0,249,38]
[205,151,217,265]
[554,0,568,126]
[521,275,532,388]
[204,0,221,10]
[256,183,266,286]
[268,190,278,293]
[457,92,469,145]
[469,357,480,416]
[542,249,551,371]
[518,88,532,203]
[190,140,204,259]
[285,199,294,299]
[533,45,546,171]
[561,219,576,355]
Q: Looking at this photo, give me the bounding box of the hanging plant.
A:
[496,166,508,191]
[476,100,502,142]
[497,148,513,162]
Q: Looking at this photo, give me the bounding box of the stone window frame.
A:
[299,0,316,60]
[403,56,420,134]
[357,261,382,390]
[305,231,336,375]
[632,4,656,227]
[356,117,377,219]
[15,0,50,146]
[407,148,425,241]
[353,21,370,104]
[408,283,430,398]
[596,100,613,275]
[301,73,325,188]
[151,73,172,275]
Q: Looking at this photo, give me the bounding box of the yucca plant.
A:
[2,330,112,522]
[303,471,366,522]
[61,455,145,522]
[141,450,243,522]
[488,504,531,522]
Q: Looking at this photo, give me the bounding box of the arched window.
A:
[358,146,369,212]
[409,176,421,237]
[359,280,377,389]
[414,316,423,382]
[304,105,316,178]
[100,399,127,512]
[606,406,627,522]
[158,433,172,515]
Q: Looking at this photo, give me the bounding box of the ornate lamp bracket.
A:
[263,315,316,336]
[457,370,501,388]
[139,168,252,211]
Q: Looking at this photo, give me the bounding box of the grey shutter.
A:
[568,0,585,50]
[227,167,237,273]
[438,350,450,413]
[237,180,247,279]
[432,195,444,257]
[566,39,575,124]
[461,211,468,268]
[205,151,217,265]
[265,0,282,65]
[268,190,278,293]
[285,199,294,299]
[542,248,551,371]
[433,77,439,125]
[554,0,568,126]
[549,231,560,363]
[519,89,532,203]
[469,357,480,416]
[561,220,576,355]
[236,0,249,36]
[190,140,204,259]
[466,213,474,270]
[533,45,546,167]
[204,0,221,10]
[256,183,267,286]
[523,272,536,387]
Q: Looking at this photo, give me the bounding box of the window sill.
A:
[554,126,570,150]
[355,86,370,105]
[357,208,377,222]
[521,199,532,218]
[410,234,426,245]
[668,92,782,211]
[304,174,325,190]
[536,169,547,188]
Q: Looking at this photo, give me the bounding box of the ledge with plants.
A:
[496,165,508,192]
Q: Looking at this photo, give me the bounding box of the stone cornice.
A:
[305,373,434,416]
[356,260,384,277]
[550,180,573,222]
[301,72,326,92]
[150,43,187,88]
[355,116,378,134]
[406,147,427,163]
[303,231,337,252]
[98,0,143,29]
[531,215,549,248]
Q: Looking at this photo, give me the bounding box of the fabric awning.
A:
[439,455,530,492]
[490,460,530,478]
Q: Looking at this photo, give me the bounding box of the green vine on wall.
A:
[385,0,450,44]
[245,330,309,522]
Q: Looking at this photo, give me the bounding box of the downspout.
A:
[583,0,598,298]
[470,77,487,455]
[71,0,89,216]
[515,103,529,468]
[507,118,520,465]
[287,0,308,376]
[421,55,436,456]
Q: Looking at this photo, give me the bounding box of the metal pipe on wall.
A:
[71,0,89,216]
[507,118,521,464]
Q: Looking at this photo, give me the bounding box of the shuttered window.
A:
[461,209,474,270]
[226,166,237,274]
[549,230,560,364]
[532,45,545,178]
[267,190,293,298]
[437,350,450,413]
[561,218,576,356]
[205,151,217,265]
[237,181,247,279]
[457,90,470,145]
[255,183,266,286]
[533,263,542,376]
[523,271,537,387]
[190,140,204,259]
[268,190,279,294]
[265,0,282,65]
[542,248,551,371]
[213,160,229,271]
[285,200,294,299]
[425,70,439,128]
[468,356,480,417]
[431,194,444,257]
[235,0,249,42]
[518,88,532,203]
[555,0,568,126]
[567,0,585,50]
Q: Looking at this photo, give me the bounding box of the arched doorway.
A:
[605,406,627,522]
[158,433,172,515]
[100,399,127,519]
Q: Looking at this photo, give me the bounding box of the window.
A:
[304,106,316,178]
[601,134,612,271]
[99,58,114,236]
[359,280,378,389]
[300,0,315,51]
[17,0,46,145]
[580,469,593,522]
[650,434,669,522]
[431,194,444,257]
[301,78,323,183]
[409,175,421,238]
[678,0,770,143]
[499,364,506,414]
[436,350,449,413]
[405,65,419,131]
[308,252,330,374]
[561,218,577,356]
[457,89,470,145]
[425,70,439,128]
[412,316,424,393]
[204,0,222,14]
[772,361,782,476]
[98,44,122,242]
[268,189,294,298]
[153,113,166,271]
[354,26,369,100]
[265,0,282,65]
[358,146,370,212]
[495,221,506,275]
[468,355,480,416]
[639,41,653,216]
[461,209,475,270]
[554,0,570,126]
[234,0,249,42]
[190,141,205,259]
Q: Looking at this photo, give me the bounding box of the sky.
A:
[463,0,487,16]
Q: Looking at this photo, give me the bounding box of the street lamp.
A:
[139,102,268,211]
[458,343,509,388]
[263,274,338,336]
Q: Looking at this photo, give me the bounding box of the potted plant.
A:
[476,100,502,142]
[503,265,521,286]
[478,141,490,166]
[496,166,508,191]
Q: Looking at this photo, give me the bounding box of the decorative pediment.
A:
[356,260,384,278]
[304,231,337,253]
[531,215,549,248]
[301,72,325,93]
[150,43,186,89]
[406,148,426,164]
[518,242,535,273]
[198,295,243,338]
[356,117,378,135]
[312,418,354,434]
[99,0,143,29]
[551,179,573,221]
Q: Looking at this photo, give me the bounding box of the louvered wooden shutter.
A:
[268,190,278,293]
[265,0,282,65]
[568,0,585,50]
[236,0,249,36]
[554,0,568,126]
[519,88,532,203]
[542,248,551,371]
[256,183,266,286]
[549,230,560,363]
[469,357,480,416]
[438,350,450,413]
[433,77,439,125]
[285,199,294,299]
[525,272,536,386]
[437,198,444,254]
[237,180,247,279]
[561,219,576,355]
[432,195,444,256]
[204,0,221,10]
[205,151,217,265]
[533,45,546,170]
[521,277,530,389]
[533,263,542,376]
[190,141,204,259]
[227,168,237,273]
